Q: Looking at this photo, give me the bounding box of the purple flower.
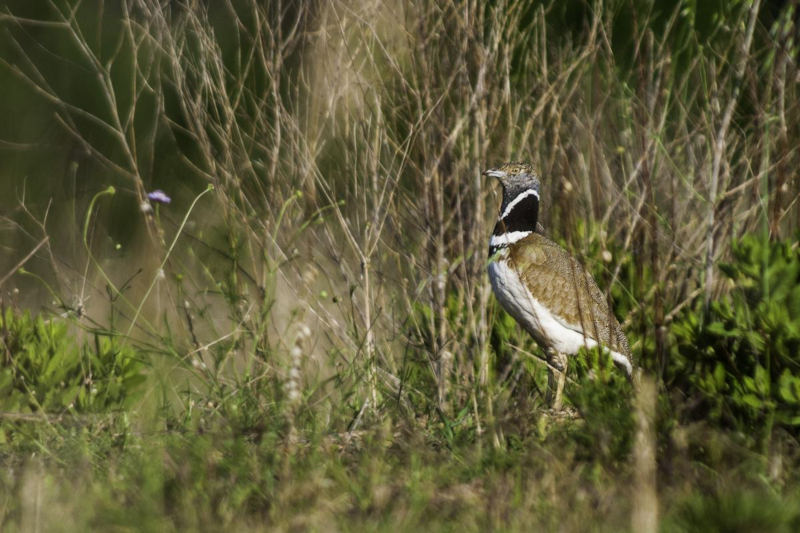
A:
[147,189,171,204]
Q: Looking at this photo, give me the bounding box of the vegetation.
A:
[0,0,798,530]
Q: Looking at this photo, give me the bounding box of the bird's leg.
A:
[546,349,568,410]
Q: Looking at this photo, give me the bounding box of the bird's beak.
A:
[483,169,507,179]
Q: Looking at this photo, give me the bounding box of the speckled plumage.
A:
[485,162,632,378]
[506,232,630,358]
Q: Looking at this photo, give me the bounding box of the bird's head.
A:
[483,162,540,198]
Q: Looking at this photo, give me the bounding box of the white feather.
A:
[499,189,539,219]
[488,257,632,375]
[489,231,532,248]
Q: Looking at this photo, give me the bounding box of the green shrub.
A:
[566,348,636,464]
[0,309,146,414]
[670,234,800,437]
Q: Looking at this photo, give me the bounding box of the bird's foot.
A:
[546,351,568,410]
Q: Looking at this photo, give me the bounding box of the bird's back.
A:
[506,233,630,357]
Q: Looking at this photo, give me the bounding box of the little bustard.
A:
[485,162,632,409]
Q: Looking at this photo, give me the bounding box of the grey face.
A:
[484,162,541,213]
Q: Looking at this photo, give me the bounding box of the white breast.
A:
[488,257,632,374]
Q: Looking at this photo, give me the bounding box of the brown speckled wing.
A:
[508,233,630,356]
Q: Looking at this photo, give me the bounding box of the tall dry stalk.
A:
[632,372,658,533]
[703,0,762,311]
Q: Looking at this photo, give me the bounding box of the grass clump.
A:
[0,309,145,417]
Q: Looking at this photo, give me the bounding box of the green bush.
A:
[0,309,146,414]
[670,234,800,436]
[566,347,636,465]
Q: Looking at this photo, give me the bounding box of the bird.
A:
[485,162,632,409]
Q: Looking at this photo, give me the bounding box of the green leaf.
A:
[754,365,770,397]
[779,370,800,404]
[718,262,739,279]
[706,321,738,337]
[713,362,726,387]
[740,393,763,409]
